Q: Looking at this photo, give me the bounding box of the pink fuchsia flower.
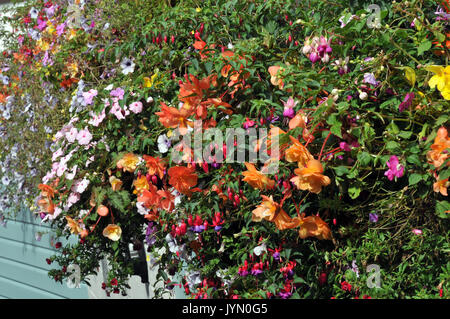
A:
[412,229,423,235]
[83,89,98,105]
[384,155,405,181]
[282,97,298,119]
[76,128,93,145]
[110,87,125,100]
[129,101,143,114]
[399,92,415,112]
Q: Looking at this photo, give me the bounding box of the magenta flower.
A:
[384,155,404,181]
[282,97,298,119]
[398,92,415,112]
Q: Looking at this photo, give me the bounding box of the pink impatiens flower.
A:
[129,101,143,114]
[76,128,93,145]
[384,155,404,181]
[83,89,98,105]
[110,87,125,100]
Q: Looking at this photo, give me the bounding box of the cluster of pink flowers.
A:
[302,36,332,63]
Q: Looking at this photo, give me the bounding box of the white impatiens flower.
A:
[71,178,89,194]
[157,134,171,153]
[120,58,135,75]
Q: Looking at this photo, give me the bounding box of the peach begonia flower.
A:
[143,155,166,179]
[268,65,285,90]
[102,224,122,241]
[155,101,194,135]
[133,175,150,195]
[168,165,199,197]
[291,159,331,194]
[252,195,300,231]
[157,189,176,212]
[242,162,275,190]
[65,216,82,235]
[433,177,449,196]
[116,153,140,173]
[138,184,160,212]
[109,176,123,191]
[37,195,55,215]
[427,127,450,168]
[285,135,314,166]
[298,214,332,240]
[38,184,56,198]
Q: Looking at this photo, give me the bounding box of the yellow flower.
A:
[102,224,122,241]
[133,175,150,195]
[143,72,162,88]
[116,153,140,173]
[196,7,202,12]
[66,216,82,235]
[291,159,331,194]
[425,65,450,100]
[109,176,123,191]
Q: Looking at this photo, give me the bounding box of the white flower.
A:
[1,176,10,186]
[105,84,114,91]
[71,178,89,194]
[136,201,150,215]
[66,127,78,143]
[120,58,135,75]
[359,91,368,100]
[157,134,171,153]
[253,243,267,256]
[29,7,39,19]
[65,165,78,180]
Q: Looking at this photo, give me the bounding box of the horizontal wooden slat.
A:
[0,257,88,299]
[5,209,52,228]
[0,236,55,271]
[0,275,62,299]
[0,219,62,249]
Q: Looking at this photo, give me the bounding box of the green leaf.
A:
[417,40,432,56]
[408,173,422,186]
[436,201,450,219]
[348,186,361,199]
[357,152,372,166]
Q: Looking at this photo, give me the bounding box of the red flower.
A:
[46,258,52,265]
[110,278,118,286]
[341,281,352,292]
[55,242,62,249]
[318,272,327,286]
[101,283,106,290]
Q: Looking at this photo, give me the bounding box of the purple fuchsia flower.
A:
[369,213,379,223]
[398,92,415,112]
[435,6,450,21]
[384,155,404,181]
[145,222,157,246]
[278,291,292,299]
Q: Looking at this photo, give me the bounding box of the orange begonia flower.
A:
[38,184,56,199]
[427,127,450,168]
[65,216,83,235]
[37,196,55,215]
[116,153,140,173]
[433,177,449,196]
[155,102,194,135]
[252,195,300,230]
[242,162,275,190]
[143,155,166,179]
[102,224,122,241]
[291,159,331,194]
[138,184,160,211]
[285,135,314,166]
[168,166,199,197]
[298,214,332,240]
[133,175,150,195]
[109,176,123,191]
[268,66,284,90]
[157,189,176,212]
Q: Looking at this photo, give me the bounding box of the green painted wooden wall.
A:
[0,210,88,299]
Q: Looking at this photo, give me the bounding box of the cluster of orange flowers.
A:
[242,128,332,240]
[428,127,450,196]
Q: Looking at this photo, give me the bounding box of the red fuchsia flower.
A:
[341,281,352,292]
[251,262,264,276]
[268,247,282,262]
[238,260,249,276]
[280,261,296,278]
[278,281,293,299]
[384,155,405,181]
[211,212,224,231]
[318,272,327,286]
[110,278,118,286]
[55,242,62,249]
[243,117,256,129]
[398,92,415,112]
[363,295,372,299]
[191,215,205,233]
